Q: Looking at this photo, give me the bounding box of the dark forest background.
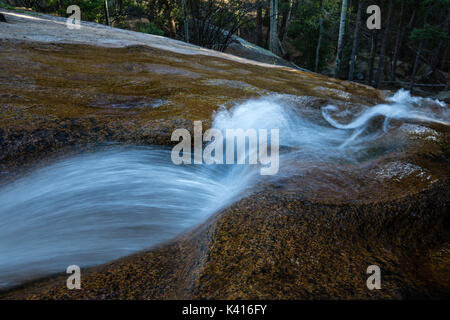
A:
[1,0,449,96]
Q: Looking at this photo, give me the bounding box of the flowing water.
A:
[0,89,448,288]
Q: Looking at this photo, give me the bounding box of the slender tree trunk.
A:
[279,0,294,42]
[368,29,378,85]
[104,0,110,26]
[441,46,449,71]
[348,0,364,81]
[431,9,450,74]
[334,0,349,78]
[168,19,176,38]
[285,0,294,37]
[409,42,423,91]
[392,1,413,81]
[314,0,325,73]
[431,42,443,75]
[410,9,430,92]
[269,0,279,55]
[256,1,263,47]
[440,8,449,89]
[182,0,189,43]
[445,69,450,91]
[367,0,381,85]
[374,0,394,88]
[264,7,270,48]
[164,0,177,38]
[279,4,288,43]
[269,0,274,51]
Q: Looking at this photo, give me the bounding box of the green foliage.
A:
[0,1,15,10]
[61,0,105,22]
[135,21,164,36]
[0,0,42,15]
[409,24,448,44]
[422,0,450,6]
[186,0,255,51]
[408,0,449,47]
[30,0,107,22]
[4,0,448,85]
[287,0,340,71]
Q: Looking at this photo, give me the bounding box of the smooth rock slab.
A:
[0,11,448,299]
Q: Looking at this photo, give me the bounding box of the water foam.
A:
[0,146,256,287]
[322,89,449,147]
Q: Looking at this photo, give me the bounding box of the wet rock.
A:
[0,40,382,174]
[2,179,448,299]
[89,96,166,109]
[435,91,450,104]
[0,14,448,300]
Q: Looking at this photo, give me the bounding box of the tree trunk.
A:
[270,0,274,52]
[264,6,270,48]
[285,0,294,37]
[269,0,279,55]
[279,0,294,42]
[256,1,263,47]
[164,0,177,38]
[182,0,189,43]
[441,46,449,71]
[348,0,364,81]
[409,41,423,91]
[367,0,381,85]
[392,1,413,81]
[368,29,378,85]
[314,0,325,73]
[410,9,430,92]
[374,0,394,88]
[334,0,349,78]
[445,69,450,91]
[104,0,111,26]
[430,9,449,74]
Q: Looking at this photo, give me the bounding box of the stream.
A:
[0,89,447,288]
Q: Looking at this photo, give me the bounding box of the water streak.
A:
[0,90,447,288]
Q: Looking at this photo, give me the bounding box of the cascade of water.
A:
[0,90,447,288]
